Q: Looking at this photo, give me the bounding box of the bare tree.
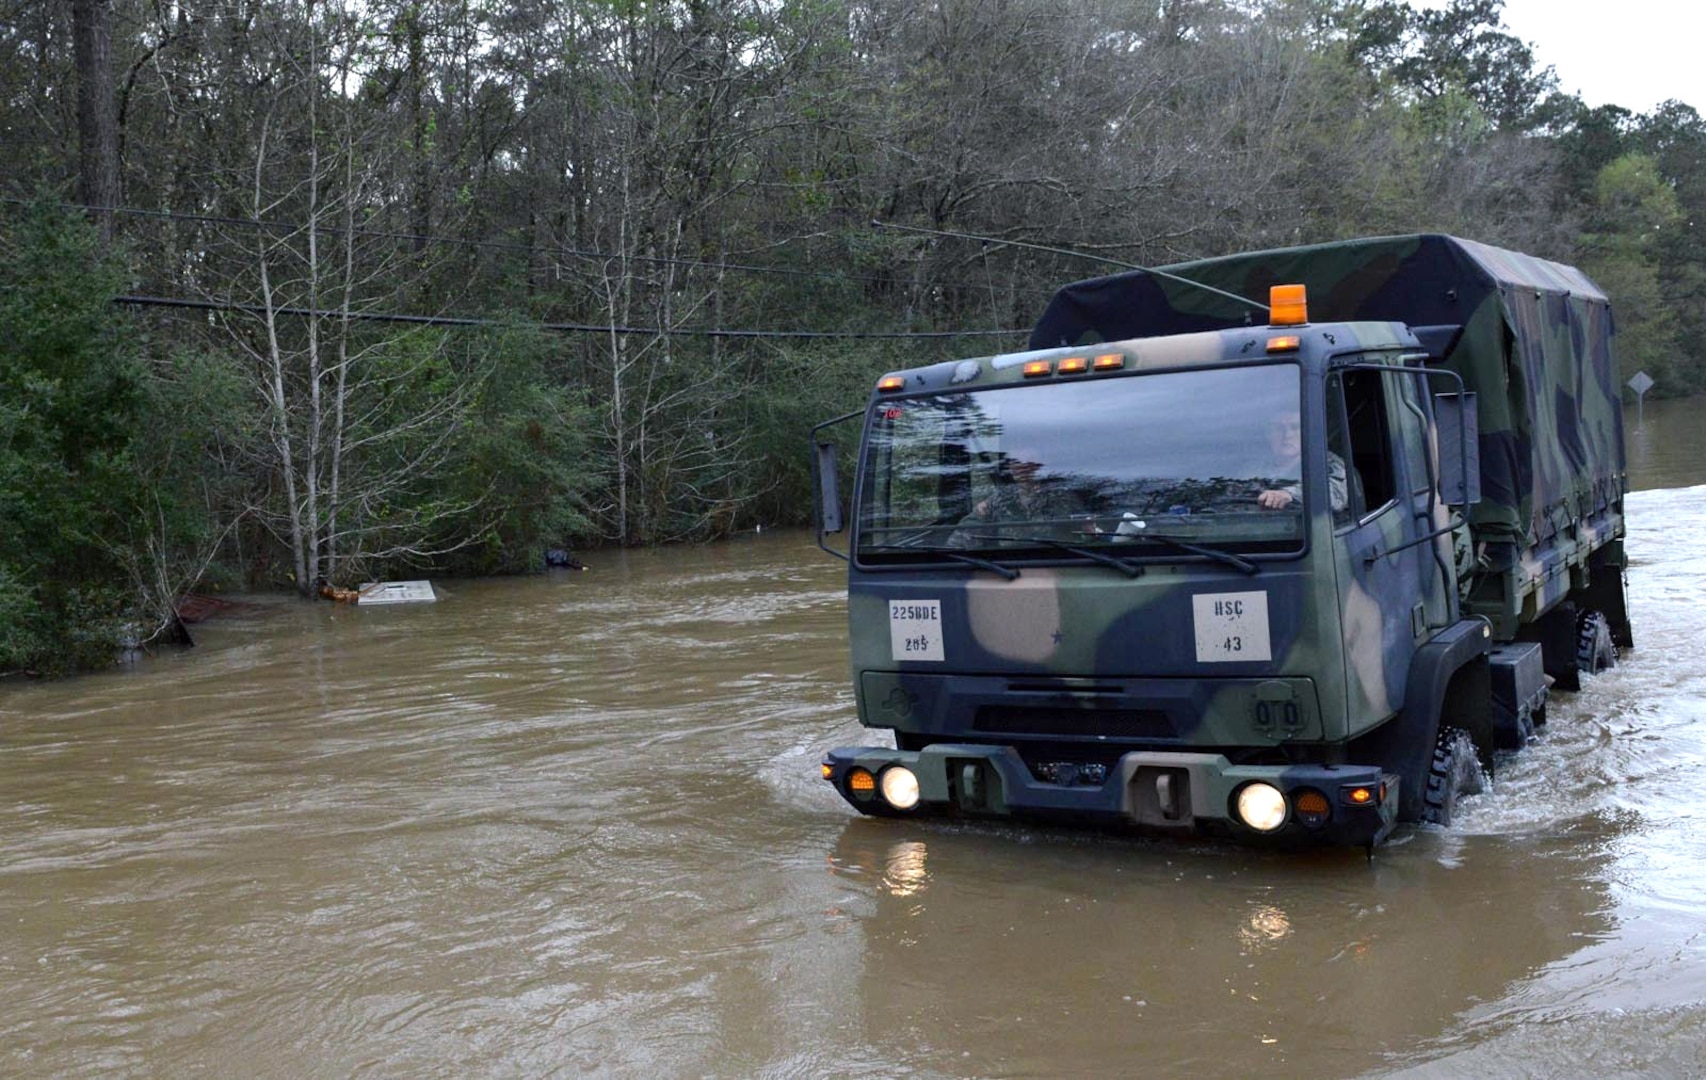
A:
[216,0,491,593]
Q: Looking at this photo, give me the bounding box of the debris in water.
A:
[355,581,437,605]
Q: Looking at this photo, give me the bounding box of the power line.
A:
[871,220,1269,316]
[114,293,1031,340]
[6,197,1062,299]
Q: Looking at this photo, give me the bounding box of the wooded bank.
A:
[3,0,1703,672]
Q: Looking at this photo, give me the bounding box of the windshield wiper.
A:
[865,527,948,548]
[1120,533,1260,575]
[963,534,1146,578]
[863,543,1021,580]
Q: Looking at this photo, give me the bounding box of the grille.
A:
[973,705,1174,739]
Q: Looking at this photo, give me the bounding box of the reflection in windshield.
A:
[857,364,1305,561]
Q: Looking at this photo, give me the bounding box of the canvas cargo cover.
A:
[1028,234,1626,549]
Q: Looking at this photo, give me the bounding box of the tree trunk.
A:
[72,0,120,244]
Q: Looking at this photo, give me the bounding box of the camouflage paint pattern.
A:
[821,236,1624,845]
[1029,234,1627,638]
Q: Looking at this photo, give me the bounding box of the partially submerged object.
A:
[174,593,238,623]
[356,580,437,605]
[545,548,588,570]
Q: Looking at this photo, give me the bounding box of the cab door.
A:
[1391,369,1455,631]
[1328,367,1436,729]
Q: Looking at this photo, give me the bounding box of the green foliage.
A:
[1579,154,1689,396]
[125,344,262,591]
[738,340,912,530]
[1630,104,1706,394]
[0,201,141,673]
[431,320,602,574]
[1343,0,1554,129]
[0,562,45,668]
[5,0,1706,635]
[1554,103,1635,201]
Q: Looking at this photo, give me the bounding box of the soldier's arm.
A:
[1328,453,1348,512]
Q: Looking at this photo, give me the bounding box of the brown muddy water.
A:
[4,401,1706,1078]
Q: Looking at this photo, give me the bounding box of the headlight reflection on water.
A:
[883,841,930,898]
[1239,904,1293,951]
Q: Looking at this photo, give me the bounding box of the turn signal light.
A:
[1270,284,1308,326]
[1293,788,1331,827]
[847,767,876,795]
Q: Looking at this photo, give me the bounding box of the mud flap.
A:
[1367,618,1492,823]
[1580,540,1633,650]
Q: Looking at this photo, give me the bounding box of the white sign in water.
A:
[357,581,437,605]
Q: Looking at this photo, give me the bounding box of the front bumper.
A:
[823,743,1398,848]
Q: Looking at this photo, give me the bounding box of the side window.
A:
[1393,372,1431,496]
[1328,370,1398,523]
[1325,386,1360,527]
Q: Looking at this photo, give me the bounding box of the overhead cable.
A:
[113,293,1031,339]
[4,197,1060,298]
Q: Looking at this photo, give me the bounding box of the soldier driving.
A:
[1255,410,1348,512]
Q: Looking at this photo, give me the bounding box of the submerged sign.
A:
[357,581,437,605]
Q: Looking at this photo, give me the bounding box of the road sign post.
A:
[1628,371,1655,425]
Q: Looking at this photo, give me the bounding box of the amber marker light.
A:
[1269,283,1308,326]
[1294,788,1331,827]
[1092,353,1125,371]
[1022,360,1053,378]
[821,763,834,781]
[1266,335,1301,353]
[877,375,906,392]
[1057,356,1089,375]
[1343,784,1375,806]
[847,767,876,795]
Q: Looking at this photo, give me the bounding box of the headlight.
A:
[879,766,921,811]
[1235,782,1288,832]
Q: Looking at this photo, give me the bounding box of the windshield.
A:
[856,363,1306,563]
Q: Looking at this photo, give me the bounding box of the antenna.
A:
[870,220,1269,316]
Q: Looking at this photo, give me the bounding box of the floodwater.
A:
[3,402,1705,1078]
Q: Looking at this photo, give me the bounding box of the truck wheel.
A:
[1576,610,1617,674]
[1421,727,1485,827]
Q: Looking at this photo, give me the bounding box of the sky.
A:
[1497,0,1699,115]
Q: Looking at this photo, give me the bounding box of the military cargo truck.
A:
[812,234,1630,848]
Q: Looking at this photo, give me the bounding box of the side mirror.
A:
[811,408,863,561]
[1412,324,1465,364]
[1433,391,1480,506]
[814,441,844,535]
